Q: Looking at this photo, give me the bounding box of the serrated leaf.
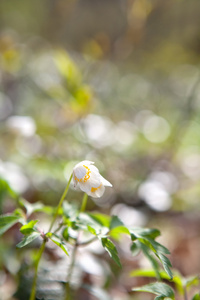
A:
[130,268,183,295]
[0,214,22,235]
[132,282,175,299]
[16,232,40,248]
[131,228,161,239]
[157,253,173,279]
[47,233,69,256]
[139,242,161,279]
[139,237,170,255]
[20,220,39,235]
[101,237,121,267]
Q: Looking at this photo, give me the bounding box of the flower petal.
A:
[79,171,101,193]
[88,184,105,198]
[73,165,87,179]
[80,160,94,166]
[100,175,112,187]
[89,165,100,174]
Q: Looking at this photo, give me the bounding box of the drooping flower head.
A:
[73,160,112,198]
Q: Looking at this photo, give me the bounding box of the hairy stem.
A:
[29,174,73,300]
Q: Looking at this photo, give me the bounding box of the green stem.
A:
[29,174,73,300]
[184,287,188,300]
[65,240,78,300]
[29,241,46,300]
[49,173,73,232]
[65,193,88,300]
[80,193,88,213]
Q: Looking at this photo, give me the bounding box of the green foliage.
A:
[19,199,54,217]
[101,237,121,268]
[46,232,69,256]
[0,214,22,235]
[131,268,200,297]
[0,198,174,299]
[130,228,173,279]
[0,178,17,200]
[20,220,39,235]
[132,282,175,300]
[192,294,200,300]
[87,212,111,228]
[16,232,41,248]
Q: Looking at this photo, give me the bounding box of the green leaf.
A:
[16,232,40,248]
[62,227,69,241]
[130,227,172,279]
[110,226,130,241]
[156,253,173,279]
[19,199,53,216]
[20,220,39,235]
[130,240,141,256]
[132,282,175,299]
[130,268,183,294]
[139,237,170,255]
[54,50,82,90]
[131,228,161,239]
[87,225,98,236]
[78,213,108,234]
[185,275,199,289]
[47,233,69,256]
[139,242,161,279]
[110,216,124,229]
[130,269,170,280]
[192,293,200,300]
[63,201,78,220]
[101,237,121,267]
[0,177,18,200]
[0,214,22,235]
[87,213,110,228]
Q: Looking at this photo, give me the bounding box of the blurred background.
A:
[0,0,200,299]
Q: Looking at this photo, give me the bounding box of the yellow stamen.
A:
[91,183,102,193]
[83,165,91,182]
[74,165,91,183]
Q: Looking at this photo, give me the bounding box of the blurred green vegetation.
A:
[1,0,200,299]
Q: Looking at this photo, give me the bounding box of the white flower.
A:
[73,160,112,198]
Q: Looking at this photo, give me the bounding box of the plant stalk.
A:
[80,193,88,213]
[49,173,73,232]
[29,173,73,300]
[29,241,46,300]
[65,193,88,300]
